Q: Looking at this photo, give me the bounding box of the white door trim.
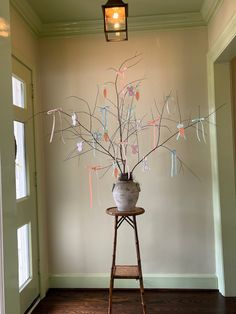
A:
[0,156,5,314]
[207,12,236,296]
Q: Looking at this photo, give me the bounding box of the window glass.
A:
[17,223,31,290]
[12,76,25,108]
[14,121,27,199]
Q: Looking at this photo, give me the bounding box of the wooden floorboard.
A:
[32,289,236,314]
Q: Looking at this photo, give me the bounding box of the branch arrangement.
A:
[47,53,218,180]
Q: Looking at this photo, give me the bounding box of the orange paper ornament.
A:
[114,167,119,178]
[104,132,109,142]
[103,88,107,98]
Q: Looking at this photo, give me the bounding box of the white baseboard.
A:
[49,273,218,290]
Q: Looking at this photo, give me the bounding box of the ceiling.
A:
[10,0,222,37]
[26,0,204,23]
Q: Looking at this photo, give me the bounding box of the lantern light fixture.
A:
[102,0,128,42]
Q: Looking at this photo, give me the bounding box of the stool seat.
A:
[106,207,145,216]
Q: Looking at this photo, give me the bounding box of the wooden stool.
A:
[106,207,146,314]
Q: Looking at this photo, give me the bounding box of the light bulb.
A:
[113,12,119,19]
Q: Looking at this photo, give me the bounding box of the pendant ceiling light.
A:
[102,0,128,42]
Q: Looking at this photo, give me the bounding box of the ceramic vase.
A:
[112,173,140,211]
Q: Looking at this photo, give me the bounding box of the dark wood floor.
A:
[32,289,236,314]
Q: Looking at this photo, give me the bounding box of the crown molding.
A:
[129,12,205,32]
[40,19,103,38]
[10,0,208,38]
[40,12,205,38]
[201,0,223,24]
[10,0,42,35]
[208,12,236,62]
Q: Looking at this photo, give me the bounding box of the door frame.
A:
[0,0,21,313]
[11,48,49,300]
[207,12,236,296]
[12,55,41,312]
[0,160,6,314]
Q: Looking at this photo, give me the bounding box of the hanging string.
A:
[136,119,142,131]
[47,108,65,144]
[191,117,206,143]
[95,169,102,206]
[88,165,102,208]
[99,106,109,142]
[93,131,102,156]
[117,68,126,80]
[99,106,109,131]
[171,149,177,177]
[120,141,130,178]
[148,117,160,148]
[166,95,171,114]
[117,66,127,95]
[127,105,136,120]
[165,94,173,114]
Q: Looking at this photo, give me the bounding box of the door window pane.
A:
[14,121,27,199]
[17,223,31,290]
[12,76,25,108]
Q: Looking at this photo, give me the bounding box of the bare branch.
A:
[45,55,224,179]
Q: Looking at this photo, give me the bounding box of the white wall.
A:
[10,6,49,296]
[39,28,217,288]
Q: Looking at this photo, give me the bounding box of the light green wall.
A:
[2,1,236,308]
[214,62,236,296]
[0,0,20,313]
[40,28,215,286]
[207,4,236,296]
[231,58,236,182]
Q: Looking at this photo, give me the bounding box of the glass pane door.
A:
[12,56,39,314]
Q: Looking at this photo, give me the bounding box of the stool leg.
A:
[108,216,118,314]
[133,216,147,314]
